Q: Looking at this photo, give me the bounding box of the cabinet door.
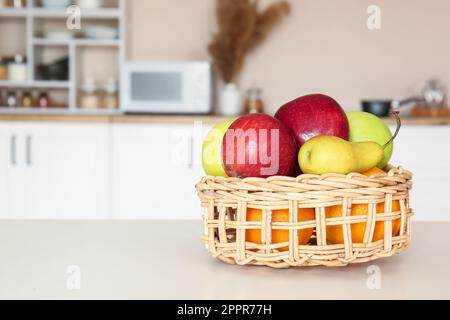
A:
[0,122,26,218]
[0,123,12,216]
[390,126,450,221]
[23,123,110,219]
[112,123,209,219]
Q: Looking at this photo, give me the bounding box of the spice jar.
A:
[243,87,264,114]
[38,92,50,108]
[13,0,25,8]
[0,58,8,80]
[20,91,34,108]
[102,78,119,109]
[6,91,18,108]
[8,55,27,82]
[80,78,100,109]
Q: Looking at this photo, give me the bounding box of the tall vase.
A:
[219,83,242,116]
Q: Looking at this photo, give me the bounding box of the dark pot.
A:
[37,56,69,81]
[361,100,392,117]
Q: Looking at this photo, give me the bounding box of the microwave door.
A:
[127,72,187,113]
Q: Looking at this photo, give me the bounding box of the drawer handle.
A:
[10,135,17,166]
[26,135,32,167]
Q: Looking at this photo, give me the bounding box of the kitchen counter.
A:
[383,116,450,126]
[0,113,230,124]
[0,220,448,299]
[0,112,450,125]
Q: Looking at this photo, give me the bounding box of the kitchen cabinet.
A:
[24,123,110,219]
[390,126,450,221]
[0,122,109,219]
[111,123,210,219]
[0,125,12,216]
[0,123,28,217]
[1,118,449,221]
[111,123,449,221]
[0,124,24,217]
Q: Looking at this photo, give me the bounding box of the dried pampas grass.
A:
[208,0,291,84]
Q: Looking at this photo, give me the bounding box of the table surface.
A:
[0,220,448,300]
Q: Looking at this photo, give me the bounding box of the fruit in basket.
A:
[275,94,349,147]
[298,135,384,175]
[246,208,315,251]
[202,119,235,177]
[347,111,393,169]
[326,167,401,244]
[222,114,297,178]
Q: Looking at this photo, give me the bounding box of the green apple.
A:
[346,111,393,169]
[202,119,235,177]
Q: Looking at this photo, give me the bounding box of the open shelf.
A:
[0,8,28,17]
[31,8,121,19]
[0,107,68,114]
[32,38,69,46]
[0,8,120,18]
[33,38,120,47]
[0,80,70,89]
[71,38,120,47]
[0,16,27,59]
[0,107,122,115]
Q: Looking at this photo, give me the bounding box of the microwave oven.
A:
[122,61,212,114]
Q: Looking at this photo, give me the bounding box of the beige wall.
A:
[127,0,450,113]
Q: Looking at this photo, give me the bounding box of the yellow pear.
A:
[298,136,384,175]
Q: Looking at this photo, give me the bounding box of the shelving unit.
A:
[0,0,126,114]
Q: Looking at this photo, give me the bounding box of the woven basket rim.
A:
[197,165,412,188]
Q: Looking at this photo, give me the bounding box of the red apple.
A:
[222,114,297,178]
[275,94,349,147]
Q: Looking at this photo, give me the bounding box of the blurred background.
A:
[127,0,450,112]
[0,0,448,221]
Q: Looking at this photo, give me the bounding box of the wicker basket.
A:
[196,166,413,268]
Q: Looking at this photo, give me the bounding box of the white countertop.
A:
[0,220,448,299]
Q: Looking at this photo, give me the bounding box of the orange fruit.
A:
[326,167,402,244]
[246,208,315,251]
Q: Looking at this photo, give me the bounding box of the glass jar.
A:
[13,0,25,8]
[38,92,51,108]
[6,91,18,108]
[20,91,34,108]
[102,78,119,109]
[0,58,8,80]
[8,54,27,82]
[243,87,264,114]
[80,78,100,109]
